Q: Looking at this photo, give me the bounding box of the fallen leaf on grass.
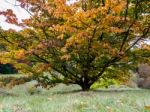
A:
[106,106,113,112]
[0,104,3,109]
[145,106,150,110]
[47,97,53,101]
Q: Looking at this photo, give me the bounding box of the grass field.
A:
[0,82,150,112]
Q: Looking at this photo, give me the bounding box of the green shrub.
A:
[91,78,120,89]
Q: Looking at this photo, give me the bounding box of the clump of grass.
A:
[27,86,42,95]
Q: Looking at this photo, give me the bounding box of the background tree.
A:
[0,33,17,74]
[0,0,149,90]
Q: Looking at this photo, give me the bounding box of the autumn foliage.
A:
[0,0,149,90]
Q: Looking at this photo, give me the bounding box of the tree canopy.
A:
[0,0,149,90]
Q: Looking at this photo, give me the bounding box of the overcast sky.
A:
[0,0,31,30]
[0,0,77,31]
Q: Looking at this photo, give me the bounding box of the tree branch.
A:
[124,0,129,21]
[125,27,150,52]
[119,22,134,52]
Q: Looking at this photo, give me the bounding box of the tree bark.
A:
[80,82,91,91]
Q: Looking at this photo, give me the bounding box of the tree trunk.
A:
[80,83,91,91]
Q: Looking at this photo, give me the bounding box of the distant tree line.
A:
[0,39,17,74]
[0,63,17,74]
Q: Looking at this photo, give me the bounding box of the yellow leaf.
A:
[16,50,25,59]
[145,106,150,110]
[61,54,71,60]
[57,34,64,40]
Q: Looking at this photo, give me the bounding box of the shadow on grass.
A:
[92,88,142,92]
[52,88,148,95]
[0,90,16,96]
[52,89,82,95]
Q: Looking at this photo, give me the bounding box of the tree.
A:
[0,0,149,90]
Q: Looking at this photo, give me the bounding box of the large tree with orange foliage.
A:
[0,0,149,90]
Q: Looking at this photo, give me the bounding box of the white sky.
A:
[0,0,30,30]
[0,0,76,31]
